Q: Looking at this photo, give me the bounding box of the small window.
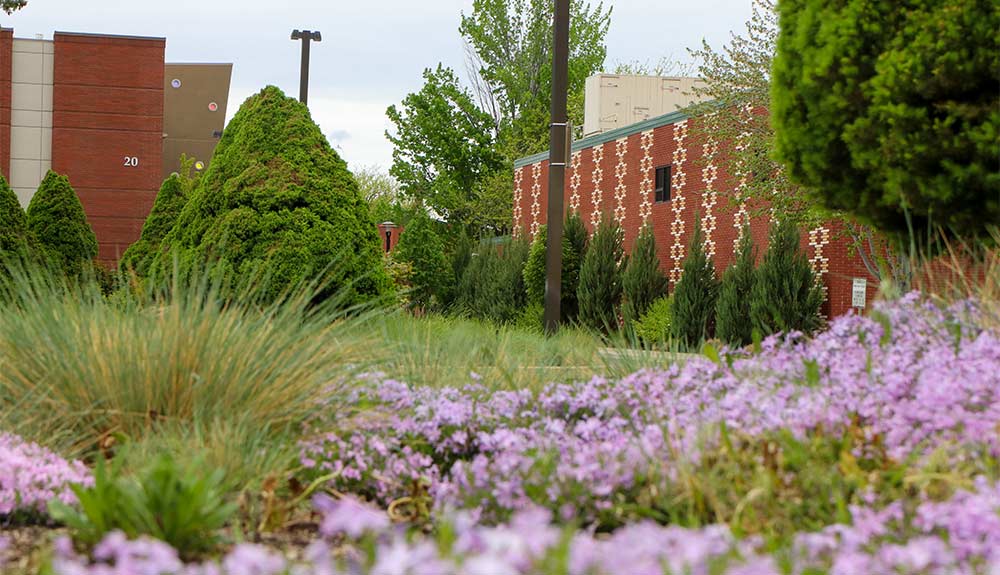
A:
[654,165,671,203]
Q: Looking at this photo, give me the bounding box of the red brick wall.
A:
[0,29,12,181]
[377,223,404,253]
[52,32,165,264]
[514,115,880,321]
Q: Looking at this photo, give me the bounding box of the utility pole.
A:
[544,0,570,335]
[290,30,322,105]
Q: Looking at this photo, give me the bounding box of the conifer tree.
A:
[26,171,97,277]
[670,219,719,349]
[577,217,624,332]
[522,217,583,322]
[750,219,824,336]
[562,211,588,322]
[0,174,30,255]
[715,226,757,347]
[394,210,449,311]
[621,225,668,336]
[119,174,189,276]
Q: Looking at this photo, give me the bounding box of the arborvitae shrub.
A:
[522,223,577,321]
[26,171,97,277]
[634,295,673,348]
[458,237,528,324]
[151,86,391,306]
[393,210,449,311]
[119,174,188,276]
[621,225,668,336]
[715,226,757,347]
[0,174,29,255]
[670,219,719,350]
[577,217,624,332]
[750,219,824,336]
[562,211,588,322]
[443,230,474,309]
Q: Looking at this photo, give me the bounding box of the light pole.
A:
[290,29,322,105]
[544,0,570,335]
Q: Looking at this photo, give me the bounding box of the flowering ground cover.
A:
[2,293,999,574]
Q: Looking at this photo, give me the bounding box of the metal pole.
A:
[544,0,570,335]
[299,36,311,104]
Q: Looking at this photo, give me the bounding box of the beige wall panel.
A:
[10,125,42,159]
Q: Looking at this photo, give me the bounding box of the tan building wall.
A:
[583,74,708,138]
[162,63,231,179]
[9,37,53,206]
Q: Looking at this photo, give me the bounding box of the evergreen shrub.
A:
[670,219,719,349]
[394,210,449,311]
[577,217,624,332]
[457,237,529,324]
[750,219,824,336]
[26,171,97,277]
[621,225,668,335]
[0,174,29,255]
[633,295,674,348]
[715,226,757,347]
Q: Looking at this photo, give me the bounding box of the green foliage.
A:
[522,223,580,322]
[394,210,450,311]
[119,174,188,276]
[386,66,506,235]
[442,229,474,309]
[577,218,624,332]
[750,219,824,336]
[621,225,668,334]
[670,219,720,349]
[151,86,390,306]
[716,227,758,347]
[633,295,673,348]
[48,455,236,558]
[1,0,26,15]
[26,171,98,277]
[772,0,1000,240]
[456,237,529,324]
[0,174,30,255]
[562,211,588,322]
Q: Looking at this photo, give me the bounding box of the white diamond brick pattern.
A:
[569,151,582,212]
[513,166,524,238]
[700,138,719,258]
[808,226,832,317]
[530,163,542,239]
[669,120,689,284]
[590,144,604,228]
[614,137,628,226]
[638,130,654,224]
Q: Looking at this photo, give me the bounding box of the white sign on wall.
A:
[852,278,868,308]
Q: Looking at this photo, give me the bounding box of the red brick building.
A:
[0,29,230,264]
[513,110,879,319]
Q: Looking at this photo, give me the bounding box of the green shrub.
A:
[621,225,668,335]
[514,301,544,334]
[577,217,624,332]
[633,295,673,348]
[457,237,528,324]
[716,226,758,347]
[563,211,589,322]
[119,174,188,276]
[772,0,1000,241]
[522,224,578,321]
[442,229,474,309]
[670,219,719,349]
[0,174,30,255]
[750,219,824,336]
[26,171,97,277]
[150,86,391,306]
[394,210,449,311]
[49,455,236,559]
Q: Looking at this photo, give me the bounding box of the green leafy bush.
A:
[671,219,719,349]
[457,237,528,324]
[150,86,391,306]
[716,226,757,347]
[48,455,236,559]
[394,210,449,311]
[0,174,30,255]
[577,217,624,332]
[772,0,1000,240]
[750,219,824,336]
[522,224,578,322]
[621,225,668,335]
[633,295,673,348]
[26,171,97,277]
[119,174,188,276]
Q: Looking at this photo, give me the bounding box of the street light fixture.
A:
[544,0,570,335]
[290,29,322,105]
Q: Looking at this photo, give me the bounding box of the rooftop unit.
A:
[582,74,708,138]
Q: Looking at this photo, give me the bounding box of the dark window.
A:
[654,165,671,203]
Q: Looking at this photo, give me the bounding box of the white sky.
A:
[3,0,752,171]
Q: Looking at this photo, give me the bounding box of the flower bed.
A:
[0,433,91,520]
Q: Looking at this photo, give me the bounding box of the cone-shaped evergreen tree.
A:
[26,171,97,276]
[119,174,188,276]
[715,226,758,347]
[577,217,624,332]
[670,219,719,349]
[394,210,449,311]
[522,223,578,321]
[562,210,588,322]
[152,86,391,305]
[750,219,824,336]
[622,224,668,336]
[0,174,30,255]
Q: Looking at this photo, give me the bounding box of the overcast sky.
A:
[4,0,752,171]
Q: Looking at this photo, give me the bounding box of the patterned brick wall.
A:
[52,32,165,264]
[514,113,880,320]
